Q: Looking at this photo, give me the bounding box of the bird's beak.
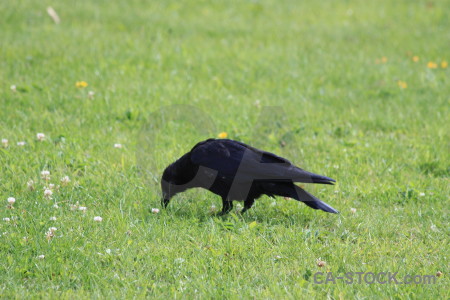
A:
[161,179,171,208]
[161,197,170,208]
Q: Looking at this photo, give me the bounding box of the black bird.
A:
[161,138,338,215]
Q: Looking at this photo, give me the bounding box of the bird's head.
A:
[161,163,185,208]
[161,153,198,208]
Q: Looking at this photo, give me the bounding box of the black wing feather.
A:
[190,139,335,184]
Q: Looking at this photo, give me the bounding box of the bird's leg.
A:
[219,198,233,215]
[241,198,255,214]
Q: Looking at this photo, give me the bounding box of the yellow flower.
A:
[441,61,448,68]
[397,80,407,89]
[76,81,88,88]
[412,56,419,62]
[427,62,438,69]
[381,56,388,63]
[218,132,228,139]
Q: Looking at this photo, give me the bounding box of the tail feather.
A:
[261,182,339,214]
[290,167,336,185]
[294,187,339,213]
[309,174,336,185]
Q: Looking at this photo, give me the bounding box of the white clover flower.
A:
[45,228,57,240]
[38,254,45,259]
[44,188,53,199]
[36,133,45,141]
[2,139,8,147]
[53,203,59,208]
[46,230,55,240]
[114,143,123,149]
[317,260,326,267]
[49,216,57,221]
[60,176,70,185]
[88,91,95,99]
[41,170,50,180]
[17,141,26,146]
[70,201,79,211]
[78,206,87,212]
[151,208,160,214]
[27,179,35,191]
[350,208,357,214]
[93,216,103,222]
[174,258,185,264]
[48,184,55,190]
[3,217,11,222]
[7,197,16,204]
[10,85,17,92]
[209,205,217,213]
[419,192,425,197]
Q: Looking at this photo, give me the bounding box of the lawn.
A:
[0,0,448,298]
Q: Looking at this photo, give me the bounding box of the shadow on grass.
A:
[146,197,326,229]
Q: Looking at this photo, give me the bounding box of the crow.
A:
[161,138,338,215]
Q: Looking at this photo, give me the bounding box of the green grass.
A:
[1,0,449,298]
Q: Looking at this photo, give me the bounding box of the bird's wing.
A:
[190,139,244,177]
[190,139,335,184]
